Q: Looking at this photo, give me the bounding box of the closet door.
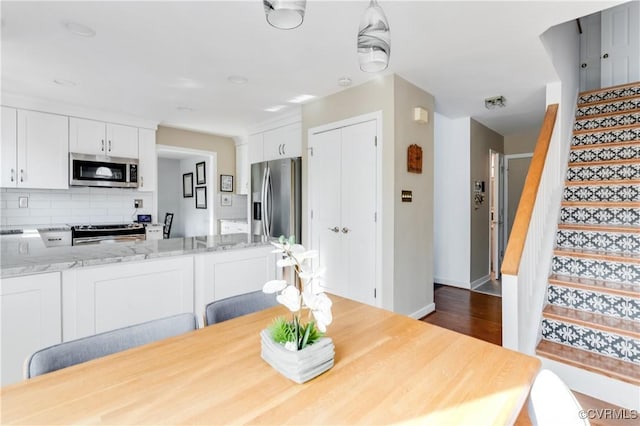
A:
[341,120,377,305]
[309,128,344,297]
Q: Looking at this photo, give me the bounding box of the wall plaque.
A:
[407,144,423,173]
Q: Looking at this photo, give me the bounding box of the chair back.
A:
[528,369,589,425]
[26,313,197,379]
[205,290,278,325]
[164,212,174,239]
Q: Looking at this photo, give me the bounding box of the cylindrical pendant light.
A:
[264,0,307,30]
[357,0,391,72]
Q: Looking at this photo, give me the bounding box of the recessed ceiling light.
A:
[288,94,315,104]
[53,79,77,87]
[62,21,96,37]
[265,105,286,112]
[228,75,248,85]
[338,77,352,87]
[176,106,194,112]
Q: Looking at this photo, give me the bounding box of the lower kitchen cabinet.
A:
[0,273,62,386]
[62,257,194,341]
[194,246,276,322]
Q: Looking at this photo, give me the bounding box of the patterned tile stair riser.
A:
[569,144,640,163]
[574,112,640,132]
[547,285,640,321]
[578,85,640,105]
[560,206,640,225]
[576,98,640,117]
[563,184,640,203]
[552,255,640,285]
[541,318,640,364]
[572,128,640,147]
[556,229,640,254]
[566,163,640,181]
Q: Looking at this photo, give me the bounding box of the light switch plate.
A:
[18,196,28,208]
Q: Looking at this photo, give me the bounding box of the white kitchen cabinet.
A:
[2,110,69,189]
[263,122,302,161]
[69,117,138,159]
[219,220,249,235]
[1,272,62,386]
[193,246,276,322]
[235,143,249,195]
[1,106,17,187]
[248,133,263,165]
[62,257,194,340]
[138,128,157,192]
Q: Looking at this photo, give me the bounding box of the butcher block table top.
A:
[0,296,540,425]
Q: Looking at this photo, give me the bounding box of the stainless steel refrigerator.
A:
[251,157,302,243]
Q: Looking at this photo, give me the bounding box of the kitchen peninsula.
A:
[0,233,277,386]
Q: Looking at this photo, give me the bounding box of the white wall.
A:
[157,158,183,237]
[434,113,471,288]
[214,194,248,220]
[179,156,211,237]
[0,187,153,226]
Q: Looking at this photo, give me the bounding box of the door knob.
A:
[602,53,609,59]
[341,227,350,234]
[581,63,587,68]
[328,226,339,233]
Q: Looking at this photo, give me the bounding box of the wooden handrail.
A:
[501,104,558,275]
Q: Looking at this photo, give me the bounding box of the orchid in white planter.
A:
[263,236,332,351]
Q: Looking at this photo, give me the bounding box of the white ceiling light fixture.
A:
[53,79,77,87]
[338,77,352,87]
[484,96,507,109]
[265,105,286,112]
[288,94,315,104]
[264,0,306,30]
[357,0,390,73]
[176,106,194,112]
[227,75,248,85]
[61,21,96,37]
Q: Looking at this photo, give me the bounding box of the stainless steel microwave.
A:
[69,153,138,188]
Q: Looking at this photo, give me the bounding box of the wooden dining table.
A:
[0,296,540,425]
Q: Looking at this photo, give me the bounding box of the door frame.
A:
[503,153,534,257]
[307,111,383,308]
[488,150,504,281]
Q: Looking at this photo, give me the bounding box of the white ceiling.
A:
[0,1,621,137]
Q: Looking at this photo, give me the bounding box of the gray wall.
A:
[157,158,183,237]
[469,119,504,284]
[504,129,539,155]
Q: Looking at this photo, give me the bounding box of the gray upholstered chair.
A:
[205,290,278,325]
[25,312,197,379]
[528,369,589,426]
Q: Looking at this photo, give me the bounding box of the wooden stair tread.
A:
[549,274,640,298]
[571,140,640,151]
[568,159,640,167]
[543,305,640,338]
[554,248,640,263]
[577,94,640,108]
[579,81,640,97]
[557,223,640,234]
[536,340,640,386]
[573,123,640,136]
[561,201,640,208]
[564,179,640,186]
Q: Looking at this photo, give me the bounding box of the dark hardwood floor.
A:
[420,284,502,345]
[420,284,625,426]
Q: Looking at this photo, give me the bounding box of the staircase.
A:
[535,82,640,407]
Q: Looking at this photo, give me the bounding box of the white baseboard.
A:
[409,303,435,320]
[541,357,640,411]
[471,274,491,289]
[434,277,470,289]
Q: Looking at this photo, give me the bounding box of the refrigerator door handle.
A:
[261,166,268,236]
[265,166,273,238]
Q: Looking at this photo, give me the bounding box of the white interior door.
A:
[340,120,377,305]
[601,1,640,87]
[309,129,344,297]
[579,12,602,92]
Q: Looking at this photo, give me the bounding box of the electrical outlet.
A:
[134,199,143,208]
[18,196,28,208]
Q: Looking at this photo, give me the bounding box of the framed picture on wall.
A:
[220,174,233,192]
[183,173,193,198]
[195,186,207,209]
[196,161,206,185]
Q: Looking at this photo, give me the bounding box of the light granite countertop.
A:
[1,233,272,278]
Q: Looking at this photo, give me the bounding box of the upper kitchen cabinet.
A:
[235,143,249,195]
[70,117,138,159]
[1,108,68,189]
[248,133,263,165]
[262,122,302,160]
[138,128,157,192]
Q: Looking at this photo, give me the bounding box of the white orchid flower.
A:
[277,257,297,268]
[277,285,301,312]
[302,287,333,332]
[298,265,326,282]
[263,279,287,294]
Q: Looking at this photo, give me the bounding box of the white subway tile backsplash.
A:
[7,216,51,226]
[3,208,30,217]
[28,200,51,209]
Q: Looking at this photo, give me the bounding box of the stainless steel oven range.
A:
[71,223,146,246]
